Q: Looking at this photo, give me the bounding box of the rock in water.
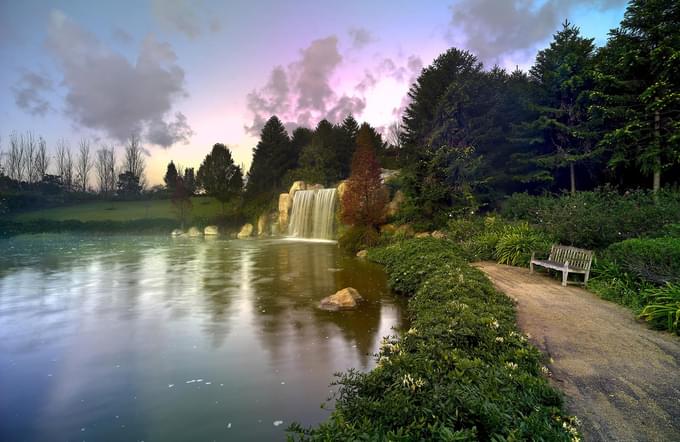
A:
[171,229,184,237]
[319,287,363,311]
[188,227,202,237]
[237,223,253,239]
[204,225,219,236]
[356,250,368,259]
[257,214,268,237]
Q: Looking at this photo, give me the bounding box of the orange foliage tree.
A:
[341,125,388,227]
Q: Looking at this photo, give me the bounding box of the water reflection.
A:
[0,234,406,441]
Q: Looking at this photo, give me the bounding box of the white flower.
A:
[495,336,505,343]
[407,327,418,335]
[506,362,518,370]
[488,319,500,330]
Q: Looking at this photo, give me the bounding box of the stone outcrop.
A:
[171,229,184,237]
[187,227,202,237]
[356,250,368,259]
[257,214,268,237]
[387,190,405,217]
[395,224,415,237]
[278,193,290,231]
[287,181,306,212]
[204,225,219,235]
[237,223,253,239]
[380,224,397,235]
[319,287,363,311]
[337,180,347,200]
[415,232,431,239]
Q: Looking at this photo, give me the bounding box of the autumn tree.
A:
[341,125,388,227]
[197,143,243,214]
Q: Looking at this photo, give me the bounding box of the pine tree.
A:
[183,167,196,195]
[341,125,388,227]
[297,119,338,185]
[336,114,360,177]
[246,115,292,196]
[164,161,178,194]
[197,144,243,214]
[521,21,596,194]
[591,0,680,192]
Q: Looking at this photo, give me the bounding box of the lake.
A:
[0,234,406,441]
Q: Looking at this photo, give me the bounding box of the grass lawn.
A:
[13,197,230,222]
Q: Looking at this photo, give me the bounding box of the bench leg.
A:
[530,262,534,273]
[584,270,590,287]
[562,269,568,286]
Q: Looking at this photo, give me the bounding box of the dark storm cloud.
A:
[12,70,53,116]
[448,0,626,65]
[46,10,192,148]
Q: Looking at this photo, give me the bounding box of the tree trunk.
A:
[570,163,576,196]
[653,110,661,194]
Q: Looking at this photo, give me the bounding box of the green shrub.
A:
[589,260,651,310]
[291,238,577,440]
[494,223,552,267]
[501,188,680,249]
[338,225,381,254]
[604,238,680,285]
[639,284,680,333]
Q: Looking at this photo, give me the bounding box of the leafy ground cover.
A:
[290,238,577,441]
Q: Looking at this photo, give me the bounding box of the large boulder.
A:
[387,190,405,217]
[319,287,363,311]
[171,229,184,237]
[237,223,253,239]
[257,214,268,237]
[278,193,290,231]
[204,225,219,236]
[432,230,447,239]
[187,227,202,237]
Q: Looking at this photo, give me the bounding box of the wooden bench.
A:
[530,244,594,286]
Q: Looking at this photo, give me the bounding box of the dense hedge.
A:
[501,189,680,249]
[0,218,179,238]
[603,238,680,285]
[290,238,577,440]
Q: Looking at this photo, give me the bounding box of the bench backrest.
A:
[549,245,593,270]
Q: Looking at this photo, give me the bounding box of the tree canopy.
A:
[197,143,243,212]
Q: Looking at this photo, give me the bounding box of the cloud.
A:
[12,70,53,116]
[348,27,374,49]
[448,0,626,66]
[112,26,133,44]
[245,36,422,135]
[245,36,355,135]
[46,10,192,148]
[151,0,220,39]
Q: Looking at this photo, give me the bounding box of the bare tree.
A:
[95,145,117,194]
[124,133,146,190]
[386,121,403,150]
[55,139,74,191]
[75,138,93,192]
[6,131,24,181]
[21,132,38,183]
[35,136,49,181]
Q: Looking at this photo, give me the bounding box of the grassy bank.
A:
[291,238,577,440]
[11,196,231,222]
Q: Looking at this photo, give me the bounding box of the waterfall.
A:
[288,188,337,240]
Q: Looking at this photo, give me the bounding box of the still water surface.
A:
[0,234,406,441]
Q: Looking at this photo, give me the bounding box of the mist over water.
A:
[0,234,405,441]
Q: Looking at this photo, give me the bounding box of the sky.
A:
[0,0,629,186]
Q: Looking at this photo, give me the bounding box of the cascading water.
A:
[288,188,337,240]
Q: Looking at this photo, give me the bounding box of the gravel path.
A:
[474,262,680,442]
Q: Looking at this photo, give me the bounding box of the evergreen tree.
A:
[591,0,680,192]
[297,119,338,185]
[183,167,196,195]
[164,161,178,194]
[341,125,388,227]
[197,143,243,214]
[246,116,292,196]
[521,21,596,194]
[336,114,360,177]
